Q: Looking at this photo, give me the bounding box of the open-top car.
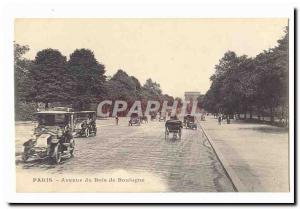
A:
[74,111,97,137]
[183,114,197,130]
[22,107,75,164]
[129,113,141,126]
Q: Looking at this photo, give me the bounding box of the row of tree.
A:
[14,44,175,119]
[201,27,289,124]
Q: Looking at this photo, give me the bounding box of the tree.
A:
[163,94,174,106]
[68,49,106,109]
[274,27,289,124]
[203,27,289,125]
[204,51,242,114]
[197,94,205,109]
[104,69,145,116]
[31,49,72,108]
[14,43,36,120]
[106,69,139,101]
[141,78,162,101]
[14,43,34,102]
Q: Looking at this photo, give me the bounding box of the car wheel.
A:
[51,144,62,164]
[70,141,75,157]
[85,128,90,137]
[22,148,30,162]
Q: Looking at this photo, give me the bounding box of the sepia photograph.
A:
[13,17,291,195]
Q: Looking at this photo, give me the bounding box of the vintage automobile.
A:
[200,114,206,121]
[22,107,75,164]
[74,111,97,137]
[165,119,183,140]
[158,113,166,122]
[140,115,148,123]
[159,116,166,122]
[150,112,157,121]
[183,114,197,130]
[129,113,141,126]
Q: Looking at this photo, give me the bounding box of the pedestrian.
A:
[115,115,119,125]
[218,115,222,125]
[226,116,230,124]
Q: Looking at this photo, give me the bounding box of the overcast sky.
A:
[15,18,288,98]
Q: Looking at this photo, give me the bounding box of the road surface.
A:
[15,117,235,192]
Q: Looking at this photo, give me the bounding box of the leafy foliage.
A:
[14,43,36,120]
[30,49,74,107]
[203,27,289,124]
[68,49,106,109]
[14,43,34,102]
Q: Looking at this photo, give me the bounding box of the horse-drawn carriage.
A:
[183,114,197,130]
[165,119,183,140]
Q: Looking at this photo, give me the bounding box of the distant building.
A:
[184,91,201,102]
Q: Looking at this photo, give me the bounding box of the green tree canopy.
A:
[31,48,73,107]
[141,78,162,100]
[106,69,140,101]
[68,48,106,109]
[203,27,289,124]
[14,43,34,102]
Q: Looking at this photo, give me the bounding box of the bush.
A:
[15,101,37,121]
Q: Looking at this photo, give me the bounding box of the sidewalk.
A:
[200,116,289,192]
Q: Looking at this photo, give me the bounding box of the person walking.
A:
[218,115,222,125]
[115,115,119,125]
[226,116,230,124]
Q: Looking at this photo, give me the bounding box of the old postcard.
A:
[3,3,295,204]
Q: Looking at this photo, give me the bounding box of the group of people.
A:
[217,114,231,125]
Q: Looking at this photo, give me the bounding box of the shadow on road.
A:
[164,137,181,144]
[238,126,288,134]
[16,157,72,170]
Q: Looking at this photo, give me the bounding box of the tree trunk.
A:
[270,107,274,123]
